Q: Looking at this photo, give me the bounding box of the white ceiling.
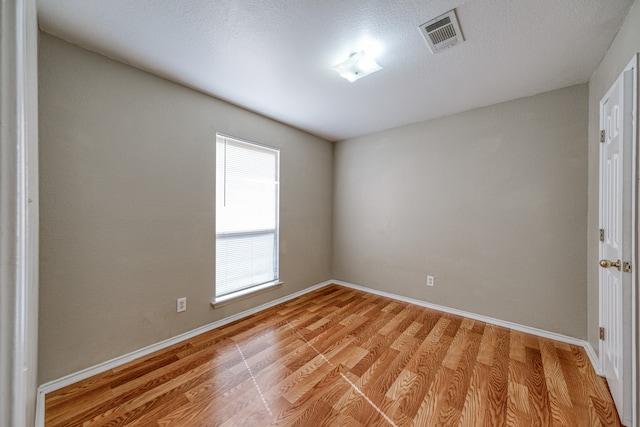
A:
[37,0,633,141]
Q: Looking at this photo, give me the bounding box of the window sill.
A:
[211,281,283,308]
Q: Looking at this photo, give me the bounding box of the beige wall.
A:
[38,33,333,383]
[333,84,588,338]
[586,0,640,415]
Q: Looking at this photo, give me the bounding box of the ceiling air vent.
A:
[419,9,464,54]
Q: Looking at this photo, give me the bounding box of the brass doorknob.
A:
[599,259,621,270]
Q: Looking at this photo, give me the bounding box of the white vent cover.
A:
[419,9,464,54]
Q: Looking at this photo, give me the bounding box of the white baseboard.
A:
[35,278,604,427]
[582,340,603,376]
[332,280,604,377]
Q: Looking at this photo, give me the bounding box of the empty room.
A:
[2,0,640,426]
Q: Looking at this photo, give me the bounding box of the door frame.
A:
[626,53,638,427]
[0,0,39,426]
[631,53,639,427]
[599,54,638,427]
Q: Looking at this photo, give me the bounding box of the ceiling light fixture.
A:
[331,51,382,83]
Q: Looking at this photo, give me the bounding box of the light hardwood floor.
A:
[45,285,622,426]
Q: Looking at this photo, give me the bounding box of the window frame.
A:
[213,133,282,306]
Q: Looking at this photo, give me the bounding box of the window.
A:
[215,134,280,300]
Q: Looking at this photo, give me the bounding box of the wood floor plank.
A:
[476,323,498,366]
[457,361,491,427]
[444,322,483,413]
[539,339,579,427]
[525,345,552,427]
[45,285,623,427]
[509,331,528,364]
[506,381,531,426]
[410,363,455,426]
[484,326,510,426]
[389,316,453,420]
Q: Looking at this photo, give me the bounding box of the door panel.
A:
[599,68,633,426]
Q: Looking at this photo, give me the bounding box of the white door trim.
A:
[623,53,638,427]
[629,53,639,427]
[0,0,39,426]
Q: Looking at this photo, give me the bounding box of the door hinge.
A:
[599,327,605,340]
[599,228,604,242]
[600,130,605,143]
[623,261,632,273]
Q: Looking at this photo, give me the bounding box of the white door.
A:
[599,64,635,426]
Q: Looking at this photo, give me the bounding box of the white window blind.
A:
[216,135,279,298]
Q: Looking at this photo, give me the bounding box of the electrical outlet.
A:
[177,297,187,312]
[427,276,435,286]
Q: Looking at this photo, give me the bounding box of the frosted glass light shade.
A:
[331,51,382,82]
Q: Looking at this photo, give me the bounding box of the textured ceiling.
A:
[37,0,633,141]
